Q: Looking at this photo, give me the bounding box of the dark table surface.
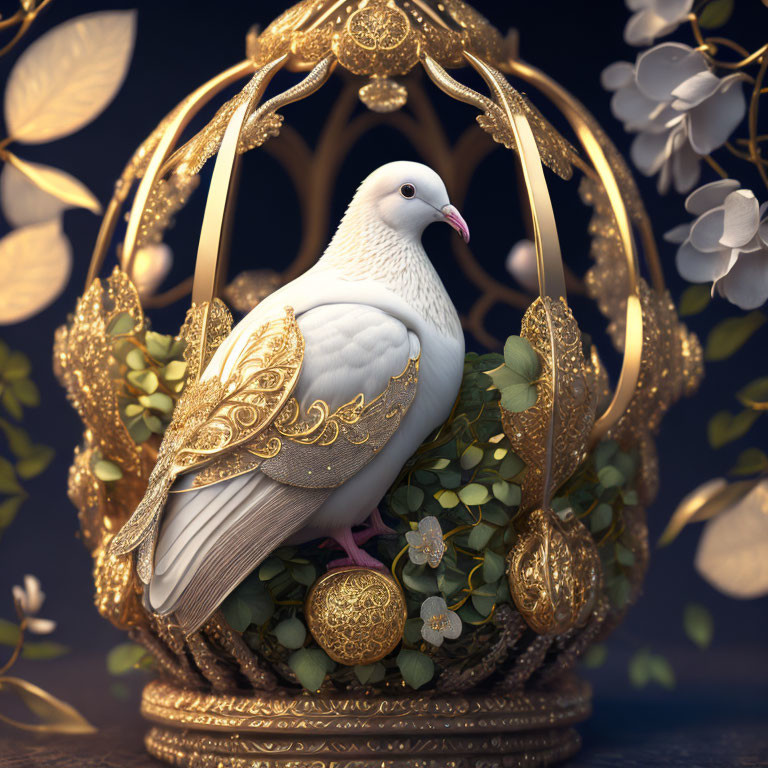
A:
[1,646,766,767]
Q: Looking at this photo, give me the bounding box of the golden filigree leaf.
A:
[501,297,596,511]
[54,268,143,475]
[506,508,600,635]
[4,11,136,143]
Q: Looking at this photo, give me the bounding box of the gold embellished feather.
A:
[501,296,596,511]
[109,306,304,584]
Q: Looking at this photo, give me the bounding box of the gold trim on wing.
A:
[185,354,421,492]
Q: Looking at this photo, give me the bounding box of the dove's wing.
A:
[147,303,420,634]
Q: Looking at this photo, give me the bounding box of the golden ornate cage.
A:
[54,1,704,766]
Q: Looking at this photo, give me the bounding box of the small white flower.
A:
[11,574,56,635]
[405,516,445,568]
[505,239,539,293]
[602,43,746,194]
[624,0,693,47]
[420,596,462,647]
[666,180,768,310]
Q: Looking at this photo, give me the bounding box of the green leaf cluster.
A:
[628,648,675,689]
[488,336,540,412]
[109,315,187,444]
[0,340,55,540]
[551,439,640,613]
[224,547,323,689]
[0,340,40,420]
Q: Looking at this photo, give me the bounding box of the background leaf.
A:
[107,643,149,675]
[683,603,714,649]
[708,410,760,448]
[0,220,71,325]
[0,676,96,733]
[1,155,101,228]
[678,284,711,317]
[4,11,137,143]
[704,312,765,362]
[699,0,735,28]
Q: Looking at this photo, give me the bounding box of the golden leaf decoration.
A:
[54,267,143,476]
[1,154,101,227]
[4,11,136,144]
[501,297,596,511]
[0,676,96,734]
[0,220,71,324]
[506,508,600,635]
[659,477,760,547]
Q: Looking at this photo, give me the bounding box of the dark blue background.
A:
[0,1,765,763]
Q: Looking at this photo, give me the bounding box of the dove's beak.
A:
[442,204,470,244]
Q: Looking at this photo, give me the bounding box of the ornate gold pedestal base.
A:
[141,676,591,767]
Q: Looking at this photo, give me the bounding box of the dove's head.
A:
[354,161,470,244]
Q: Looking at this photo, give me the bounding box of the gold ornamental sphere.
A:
[305,567,407,665]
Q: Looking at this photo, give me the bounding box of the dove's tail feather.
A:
[148,469,330,635]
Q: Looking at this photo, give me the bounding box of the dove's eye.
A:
[400,183,416,199]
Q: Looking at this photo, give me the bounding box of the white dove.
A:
[111,161,468,633]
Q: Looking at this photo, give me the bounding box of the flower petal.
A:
[11,585,27,613]
[636,43,707,102]
[420,595,447,620]
[23,574,44,614]
[443,611,463,640]
[611,82,660,130]
[663,223,692,244]
[675,240,732,282]
[601,61,635,91]
[26,617,56,635]
[690,207,725,252]
[671,70,720,109]
[671,133,701,193]
[687,75,747,155]
[630,130,669,176]
[420,626,444,646]
[655,0,694,23]
[624,10,672,47]
[716,250,768,310]
[685,179,740,215]
[720,189,760,248]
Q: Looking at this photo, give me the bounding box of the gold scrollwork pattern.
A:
[305,568,407,666]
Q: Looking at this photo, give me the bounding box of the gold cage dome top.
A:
[251,0,504,74]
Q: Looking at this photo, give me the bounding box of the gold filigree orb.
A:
[507,508,600,636]
[305,567,407,665]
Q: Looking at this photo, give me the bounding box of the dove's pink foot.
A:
[327,527,386,571]
[352,508,397,546]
